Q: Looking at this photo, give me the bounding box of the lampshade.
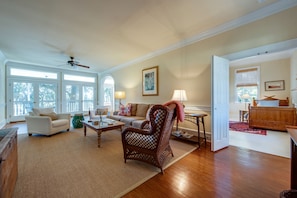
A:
[171,90,188,102]
[241,93,250,99]
[115,91,126,99]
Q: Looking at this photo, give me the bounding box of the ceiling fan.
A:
[67,56,90,69]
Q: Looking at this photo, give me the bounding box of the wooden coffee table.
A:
[82,119,125,148]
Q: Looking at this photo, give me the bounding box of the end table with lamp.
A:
[239,110,248,122]
[171,89,187,133]
[170,90,207,148]
[240,93,250,122]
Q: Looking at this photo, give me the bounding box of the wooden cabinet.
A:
[249,107,297,131]
[0,128,18,198]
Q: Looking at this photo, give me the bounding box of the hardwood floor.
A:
[5,122,291,198]
[123,143,290,198]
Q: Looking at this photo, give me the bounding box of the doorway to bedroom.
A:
[228,49,293,158]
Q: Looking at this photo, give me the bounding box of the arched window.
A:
[102,76,115,112]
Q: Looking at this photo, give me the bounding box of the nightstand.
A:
[239,110,248,122]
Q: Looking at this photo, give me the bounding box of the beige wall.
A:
[291,50,297,105]
[103,7,297,133]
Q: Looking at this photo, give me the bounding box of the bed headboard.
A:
[252,96,289,107]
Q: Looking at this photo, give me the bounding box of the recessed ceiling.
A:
[0,0,295,72]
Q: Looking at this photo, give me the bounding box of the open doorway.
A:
[228,49,295,158]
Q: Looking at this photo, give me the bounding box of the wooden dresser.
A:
[0,128,18,197]
[249,106,297,131]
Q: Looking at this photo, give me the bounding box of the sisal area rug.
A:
[229,121,267,135]
[13,128,197,198]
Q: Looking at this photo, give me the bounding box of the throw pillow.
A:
[40,112,58,120]
[118,104,132,116]
[126,104,132,116]
[118,104,126,116]
[96,108,108,115]
[32,107,54,116]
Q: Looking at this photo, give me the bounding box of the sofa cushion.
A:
[120,116,145,126]
[130,103,138,116]
[136,104,149,117]
[107,115,121,121]
[146,104,154,120]
[96,107,108,115]
[52,119,69,127]
[32,107,54,116]
[40,112,58,120]
[131,119,146,128]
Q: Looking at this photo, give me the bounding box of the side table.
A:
[239,110,248,122]
[174,113,207,148]
[187,113,207,148]
[72,113,84,128]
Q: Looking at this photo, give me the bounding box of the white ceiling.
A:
[0,0,296,72]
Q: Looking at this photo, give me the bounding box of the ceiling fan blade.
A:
[76,64,90,69]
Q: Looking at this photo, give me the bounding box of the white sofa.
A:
[89,106,109,120]
[25,108,71,136]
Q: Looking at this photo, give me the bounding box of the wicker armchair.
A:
[121,103,177,173]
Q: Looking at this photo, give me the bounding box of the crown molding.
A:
[226,38,297,63]
[102,1,297,74]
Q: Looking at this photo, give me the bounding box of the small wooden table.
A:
[179,113,207,148]
[187,113,207,148]
[82,119,125,148]
[239,110,248,122]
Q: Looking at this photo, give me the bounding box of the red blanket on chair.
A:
[163,100,185,123]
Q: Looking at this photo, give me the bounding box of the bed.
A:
[248,96,297,131]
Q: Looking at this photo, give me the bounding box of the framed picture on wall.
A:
[265,80,285,91]
[142,66,158,96]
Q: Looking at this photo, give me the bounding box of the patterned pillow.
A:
[126,104,132,116]
[118,104,126,116]
[118,104,132,116]
[40,112,58,120]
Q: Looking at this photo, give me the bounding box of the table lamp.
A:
[241,93,250,110]
[115,91,126,106]
[171,89,187,132]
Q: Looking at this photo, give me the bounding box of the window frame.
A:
[234,66,260,103]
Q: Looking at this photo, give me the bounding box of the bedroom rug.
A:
[229,121,267,135]
[13,128,197,198]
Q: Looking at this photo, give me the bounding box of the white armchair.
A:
[25,108,71,136]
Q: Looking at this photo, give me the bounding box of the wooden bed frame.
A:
[248,96,297,131]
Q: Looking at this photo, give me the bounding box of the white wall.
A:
[291,50,297,106]
[0,51,6,128]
